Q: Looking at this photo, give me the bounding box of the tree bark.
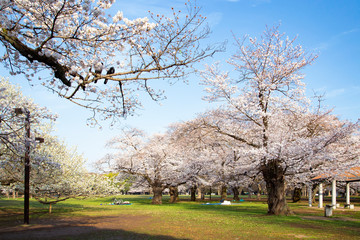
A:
[248,189,252,199]
[292,187,302,203]
[190,186,197,201]
[354,189,359,196]
[197,186,205,200]
[169,186,179,203]
[220,185,227,201]
[151,185,163,204]
[262,160,291,215]
[311,184,318,204]
[232,187,240,201]
[239,187,244,196]
[257,184,262,200]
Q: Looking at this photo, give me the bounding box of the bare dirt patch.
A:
[300,215,359,222]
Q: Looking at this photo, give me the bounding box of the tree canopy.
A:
[0,79,120,207]
[0,0,222,125]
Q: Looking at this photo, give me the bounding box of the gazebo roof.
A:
[311,167,360,182]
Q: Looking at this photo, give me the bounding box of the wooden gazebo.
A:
[311,167,360,209]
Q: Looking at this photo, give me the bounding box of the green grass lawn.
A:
[0,195,359,240]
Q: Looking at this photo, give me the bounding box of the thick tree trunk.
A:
[257,184,262,200]
[292,187,302,203]
[190,186,197,201]
[311,184,318,204]
[239,187,243,196]
[197,186,205,200]
[232,187,240,201]
[169,186,179,203]
[248,189,252,199]
[151,185,163,204]
[220,185,227,201]
[217,187,221,196]
[262,161,290,215]
[197,187,202,199]
[354,189,359,196]
[303,186,308,198]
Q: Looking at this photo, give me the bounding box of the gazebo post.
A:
[331,179,336,209]
[346,182,350,206]
[318,183,323,208]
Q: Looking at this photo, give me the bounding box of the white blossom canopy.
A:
[0,0,222,125]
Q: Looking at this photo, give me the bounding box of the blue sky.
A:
[2,0,360,170]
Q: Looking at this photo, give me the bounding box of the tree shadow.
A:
[0,215,190,240]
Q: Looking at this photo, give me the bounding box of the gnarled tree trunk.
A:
[151,185,163,204]
[197,186,205,200]
[190,185,197,201]
[312,184,318,204]
[232,187,240,201]
[354,189,359,196]
[292,187,302,203]
[261,160,290,215]
[169,186,179,203]
[248,189,252,199]
[257,184,262,200]
[220,185,227,201]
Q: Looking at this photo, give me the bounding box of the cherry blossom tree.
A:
[100,127,192,204]
[0,79,119,211]
[31,135,119,212]
[166,121,217,201]
[168,119,256,201]
[0,78,56,186]
[0,0,222,125]
[288,117,360,200]
[1,133,120,213]
[0,78,55,201]
[199,25,358,215]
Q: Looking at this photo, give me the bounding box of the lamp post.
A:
[14,108,44,224]
[24,109,30,225]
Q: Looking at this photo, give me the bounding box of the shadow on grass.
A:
[0,226,190,240]
[0,198,98,227]
[0,215,190,240]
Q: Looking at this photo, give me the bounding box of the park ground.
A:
[0,195,360,240]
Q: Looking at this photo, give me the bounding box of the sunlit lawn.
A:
[1,195,359,239]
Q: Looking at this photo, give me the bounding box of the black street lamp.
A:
[14,108,44,224]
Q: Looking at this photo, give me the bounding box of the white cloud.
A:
[315,28,360,51]
[313,87,346,99]
[326,88,345,98]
